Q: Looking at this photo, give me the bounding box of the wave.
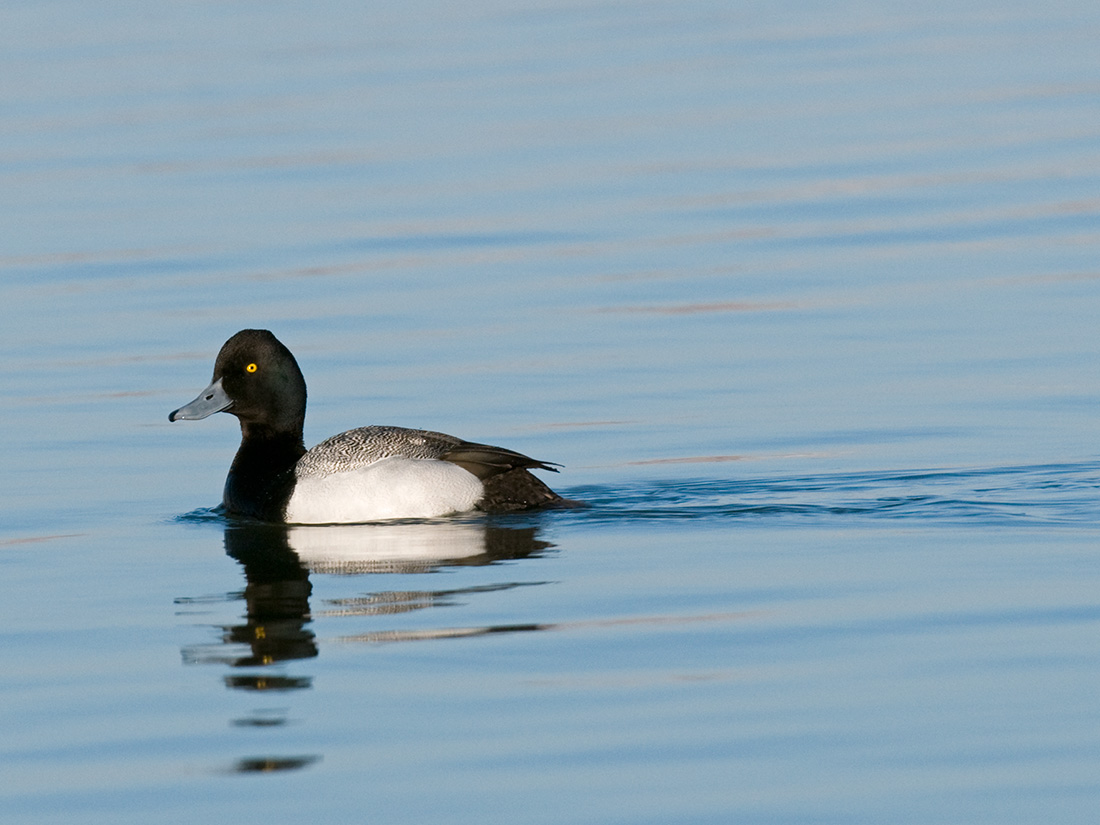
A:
[552,461,1100,527]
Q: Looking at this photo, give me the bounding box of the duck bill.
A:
[169,377,233,421]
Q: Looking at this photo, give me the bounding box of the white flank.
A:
[284,457,484,524]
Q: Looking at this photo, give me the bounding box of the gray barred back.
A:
[296,426,466,477]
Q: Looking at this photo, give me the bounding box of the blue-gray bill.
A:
[169,377,233,421]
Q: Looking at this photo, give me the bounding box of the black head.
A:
[170,329,307,438]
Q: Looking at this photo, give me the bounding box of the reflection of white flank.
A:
[285,521,487,573]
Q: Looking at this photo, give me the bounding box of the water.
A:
[5,1,1100,822]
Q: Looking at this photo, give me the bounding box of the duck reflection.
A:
[181,518,555,670]
[180,518,555,775]
[225,754,322,775]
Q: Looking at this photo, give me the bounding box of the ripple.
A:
[555,461,1100,527]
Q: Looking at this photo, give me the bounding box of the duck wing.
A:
[296,425,570,513]
[297,425,558,480]
[440,442,559,480]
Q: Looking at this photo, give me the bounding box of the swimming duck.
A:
[170,329,566,523]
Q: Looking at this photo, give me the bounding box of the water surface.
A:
[4,1,1100,822]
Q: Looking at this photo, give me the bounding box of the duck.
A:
[169,329,568,523]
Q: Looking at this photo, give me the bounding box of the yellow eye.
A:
[246,363,258,373]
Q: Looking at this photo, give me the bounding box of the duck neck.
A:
[224,428,307,520]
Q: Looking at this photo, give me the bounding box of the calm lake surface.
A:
[5,1,1100,822]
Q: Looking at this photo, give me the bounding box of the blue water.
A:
[5,1,1100,822]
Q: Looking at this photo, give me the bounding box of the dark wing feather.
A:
[441,441,560,480]
[442,440,575,513]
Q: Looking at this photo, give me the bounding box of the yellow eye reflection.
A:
[246,363,258,373]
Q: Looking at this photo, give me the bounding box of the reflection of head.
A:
[214,524,316,667]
